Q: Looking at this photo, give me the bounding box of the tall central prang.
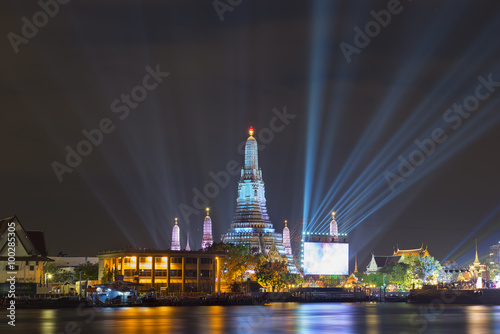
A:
[231,126,273,234]
[222,127,294,270]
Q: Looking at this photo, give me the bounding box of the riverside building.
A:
[97,249,224,293]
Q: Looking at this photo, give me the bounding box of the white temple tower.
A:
[330,211,338,239]
[171,217,180,251]
[202,207,214,250]
[222,127,296,272]
[283,220,292,255]
[185,232,191,251]
[222,126,282,253]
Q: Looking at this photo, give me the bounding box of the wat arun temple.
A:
[222,127,296,271]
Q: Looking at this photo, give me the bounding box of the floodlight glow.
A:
[442,203,500,265]
[302,5,500,238]
[306,84,500,235]
[303,0,337,225]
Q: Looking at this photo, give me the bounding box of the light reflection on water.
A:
[40,309,57,334]
[466,305,491,334]
[366,304,379,334]
[3,303,500,333]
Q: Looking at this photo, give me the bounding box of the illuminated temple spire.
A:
[171,217,180,251]
[228,126,271,233]
[245,126,259,172]
[330,211,338,238]
[473,239,480,267]
[283,220,292,255]
[354,253,358,273]
[202,207,213,250]
[185,232,191,251]
[222,127,297,272]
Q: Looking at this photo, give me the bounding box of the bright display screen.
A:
[304,242,349,275]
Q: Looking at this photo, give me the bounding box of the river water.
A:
[2,302,500,333]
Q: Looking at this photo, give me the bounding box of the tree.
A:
[440,262,460,283]
[101,264,114,283]
[207,242,261,285]
[74,262,99,280]
[379,262,412,290]
[402,254,443,285]
[43,262,75,283]
[256,259,288,292]
[43,262,58,278]
[283,273,304,288]
[320,275,342,287]
[357,272,385,287]
[229,281,242,293]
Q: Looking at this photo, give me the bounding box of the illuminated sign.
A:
[303,242,349,275]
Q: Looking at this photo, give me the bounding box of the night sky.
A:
[2,0,500,269]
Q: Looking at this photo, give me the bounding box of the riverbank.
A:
[408,288,500,305]
[3,293,380,309]
[2,289,416,309]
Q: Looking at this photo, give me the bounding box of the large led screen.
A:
[304,242,349,275]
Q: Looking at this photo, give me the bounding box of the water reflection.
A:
[466,305,491,334]
[40,309,57,334]
[492,306,500,333]
[265,302,297,333]
[93,306,176,334]
[5,303,500,333]
[208,306,225,334]
[365,304,379,334]
[297,303,356,333]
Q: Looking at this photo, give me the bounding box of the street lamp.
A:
[43,273,52,295]
[215,257,220,294]
[79,270,86,300]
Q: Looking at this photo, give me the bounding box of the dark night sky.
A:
[1,0,500,269]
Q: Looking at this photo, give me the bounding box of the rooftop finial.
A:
[206,207,210,217]
[186,232,191,251]
[175,217,178,225]
[249,126,254,136]
[284,220,288,227]
[330,211,338,237]
[474,239,480,265]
